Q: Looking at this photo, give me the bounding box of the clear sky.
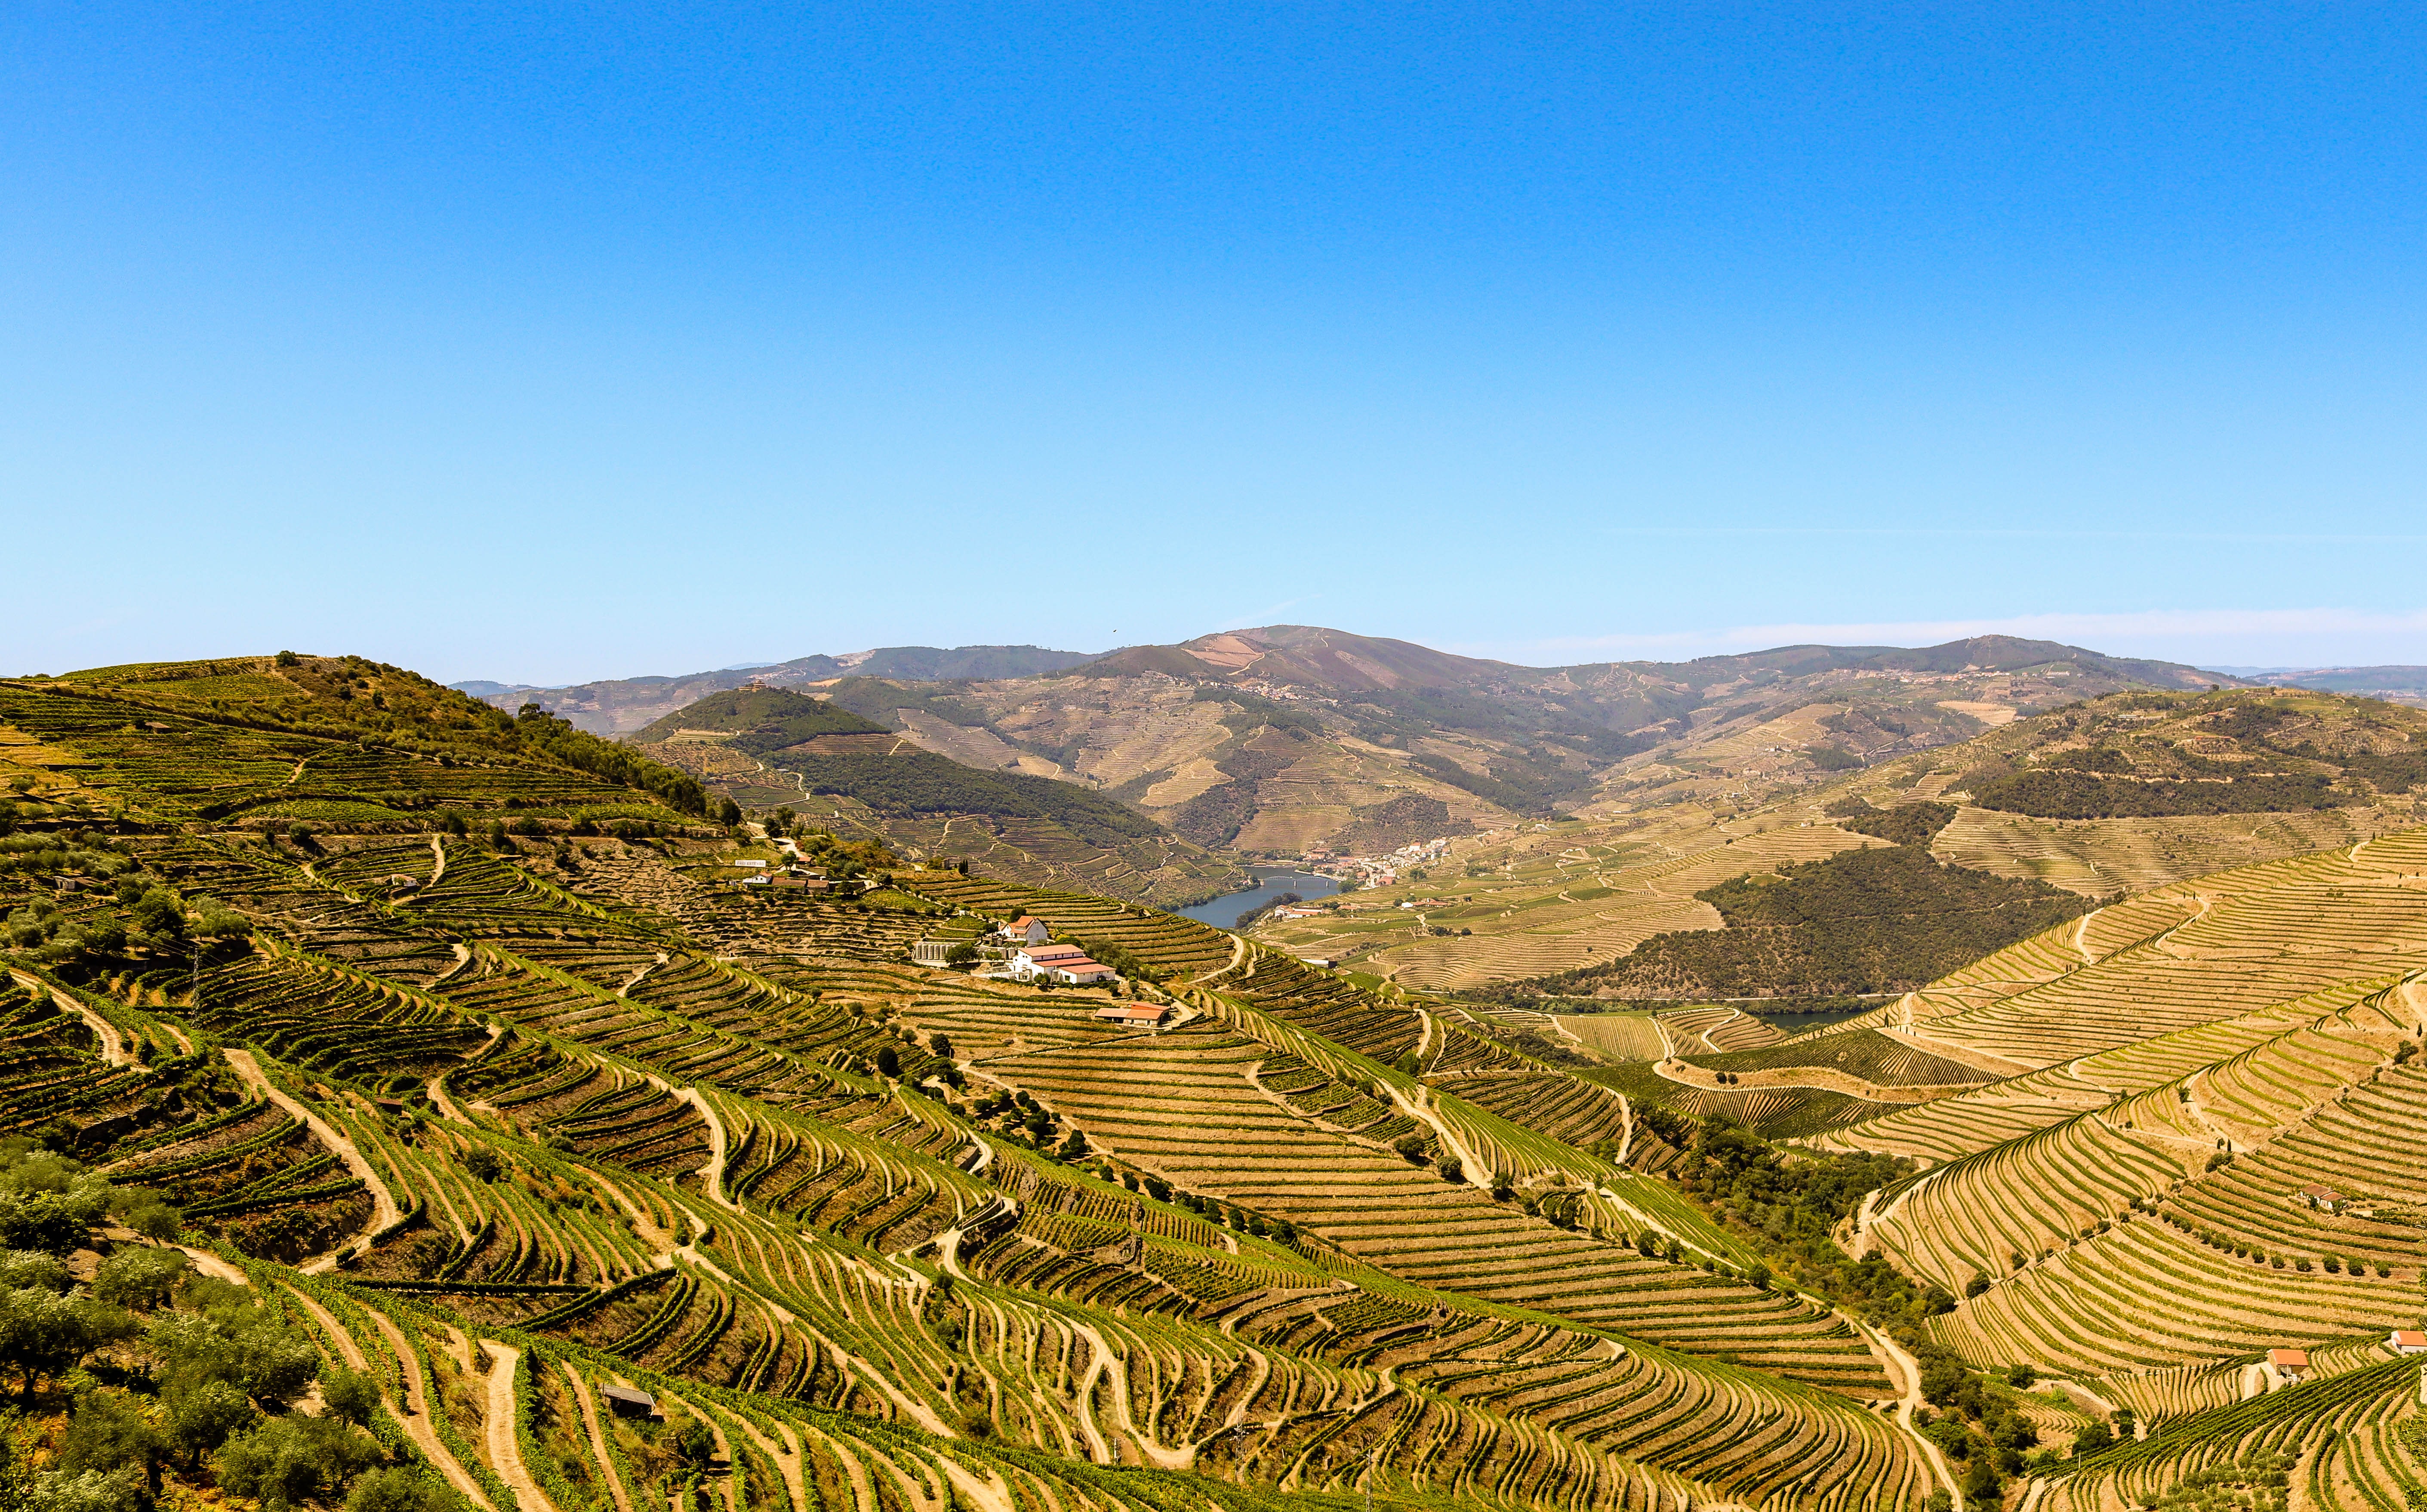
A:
[8,4,2427,685]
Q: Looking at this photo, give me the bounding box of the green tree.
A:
[1960,1457,2000,1500]
[0,1289,135,1402]
[59,1389,163,1504]
[163,1382,256,1465]
[214,1415,380,1511]
[92,1249,188,1311]
[0,1167,113,1254]
[319,1368,379,1428]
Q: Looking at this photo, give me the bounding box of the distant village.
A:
[1297,834,1455,891]
[718,856,875,896]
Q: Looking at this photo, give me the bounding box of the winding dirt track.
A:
[480,1342,561,1512]
[351,1306,498,1511]
[11,968,132,1066]
[222,1048,400,1272]
[1860,1320,1964,1512]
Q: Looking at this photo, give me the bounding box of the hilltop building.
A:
[1011,944,1116,984]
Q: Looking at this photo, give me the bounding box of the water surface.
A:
[1177,869,1343,930]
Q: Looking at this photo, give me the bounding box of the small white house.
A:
[1013,945,1088,976]
[1002,915,1050,946]
[2391,1330,2427,1356]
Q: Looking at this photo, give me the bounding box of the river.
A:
[1177,868,1343,930]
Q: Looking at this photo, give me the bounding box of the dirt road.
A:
[223,1048,400,1272]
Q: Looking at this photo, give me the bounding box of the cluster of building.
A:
[2261,1332,2426,1389]
[722,857,870,895]
[908,915,1172,1032]
[1300,835,1457,891]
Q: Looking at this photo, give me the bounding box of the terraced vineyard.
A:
[23,660,2427,1512]
[3,663,1965,1512]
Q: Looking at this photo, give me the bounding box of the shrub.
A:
[0,1252,67,1292]
[347,1469,453,1512]
[29,1468,143,1512]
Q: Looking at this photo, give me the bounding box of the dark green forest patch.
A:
[1481,843,2096,1002]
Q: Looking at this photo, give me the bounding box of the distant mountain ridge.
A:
[464,624,2248,862]
[455,644,1098,733]
[2231,665,2427,706]
[1083,625,2211,697]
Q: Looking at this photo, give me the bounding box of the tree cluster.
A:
[778,752,1159,846]
[1486,843,2094,1001]
[1824,799,1958,847]
[1971,768,2340,818]
[511,706,707,816]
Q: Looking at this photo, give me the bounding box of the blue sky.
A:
[8,3,2427,684]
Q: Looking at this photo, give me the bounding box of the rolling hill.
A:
[480,625,2243,873]
[2231,665,2427,708]
[1253,687,2427,992]
[456,643,1100,734]
[629,687,1247,907]
[15,648,2427,1512]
